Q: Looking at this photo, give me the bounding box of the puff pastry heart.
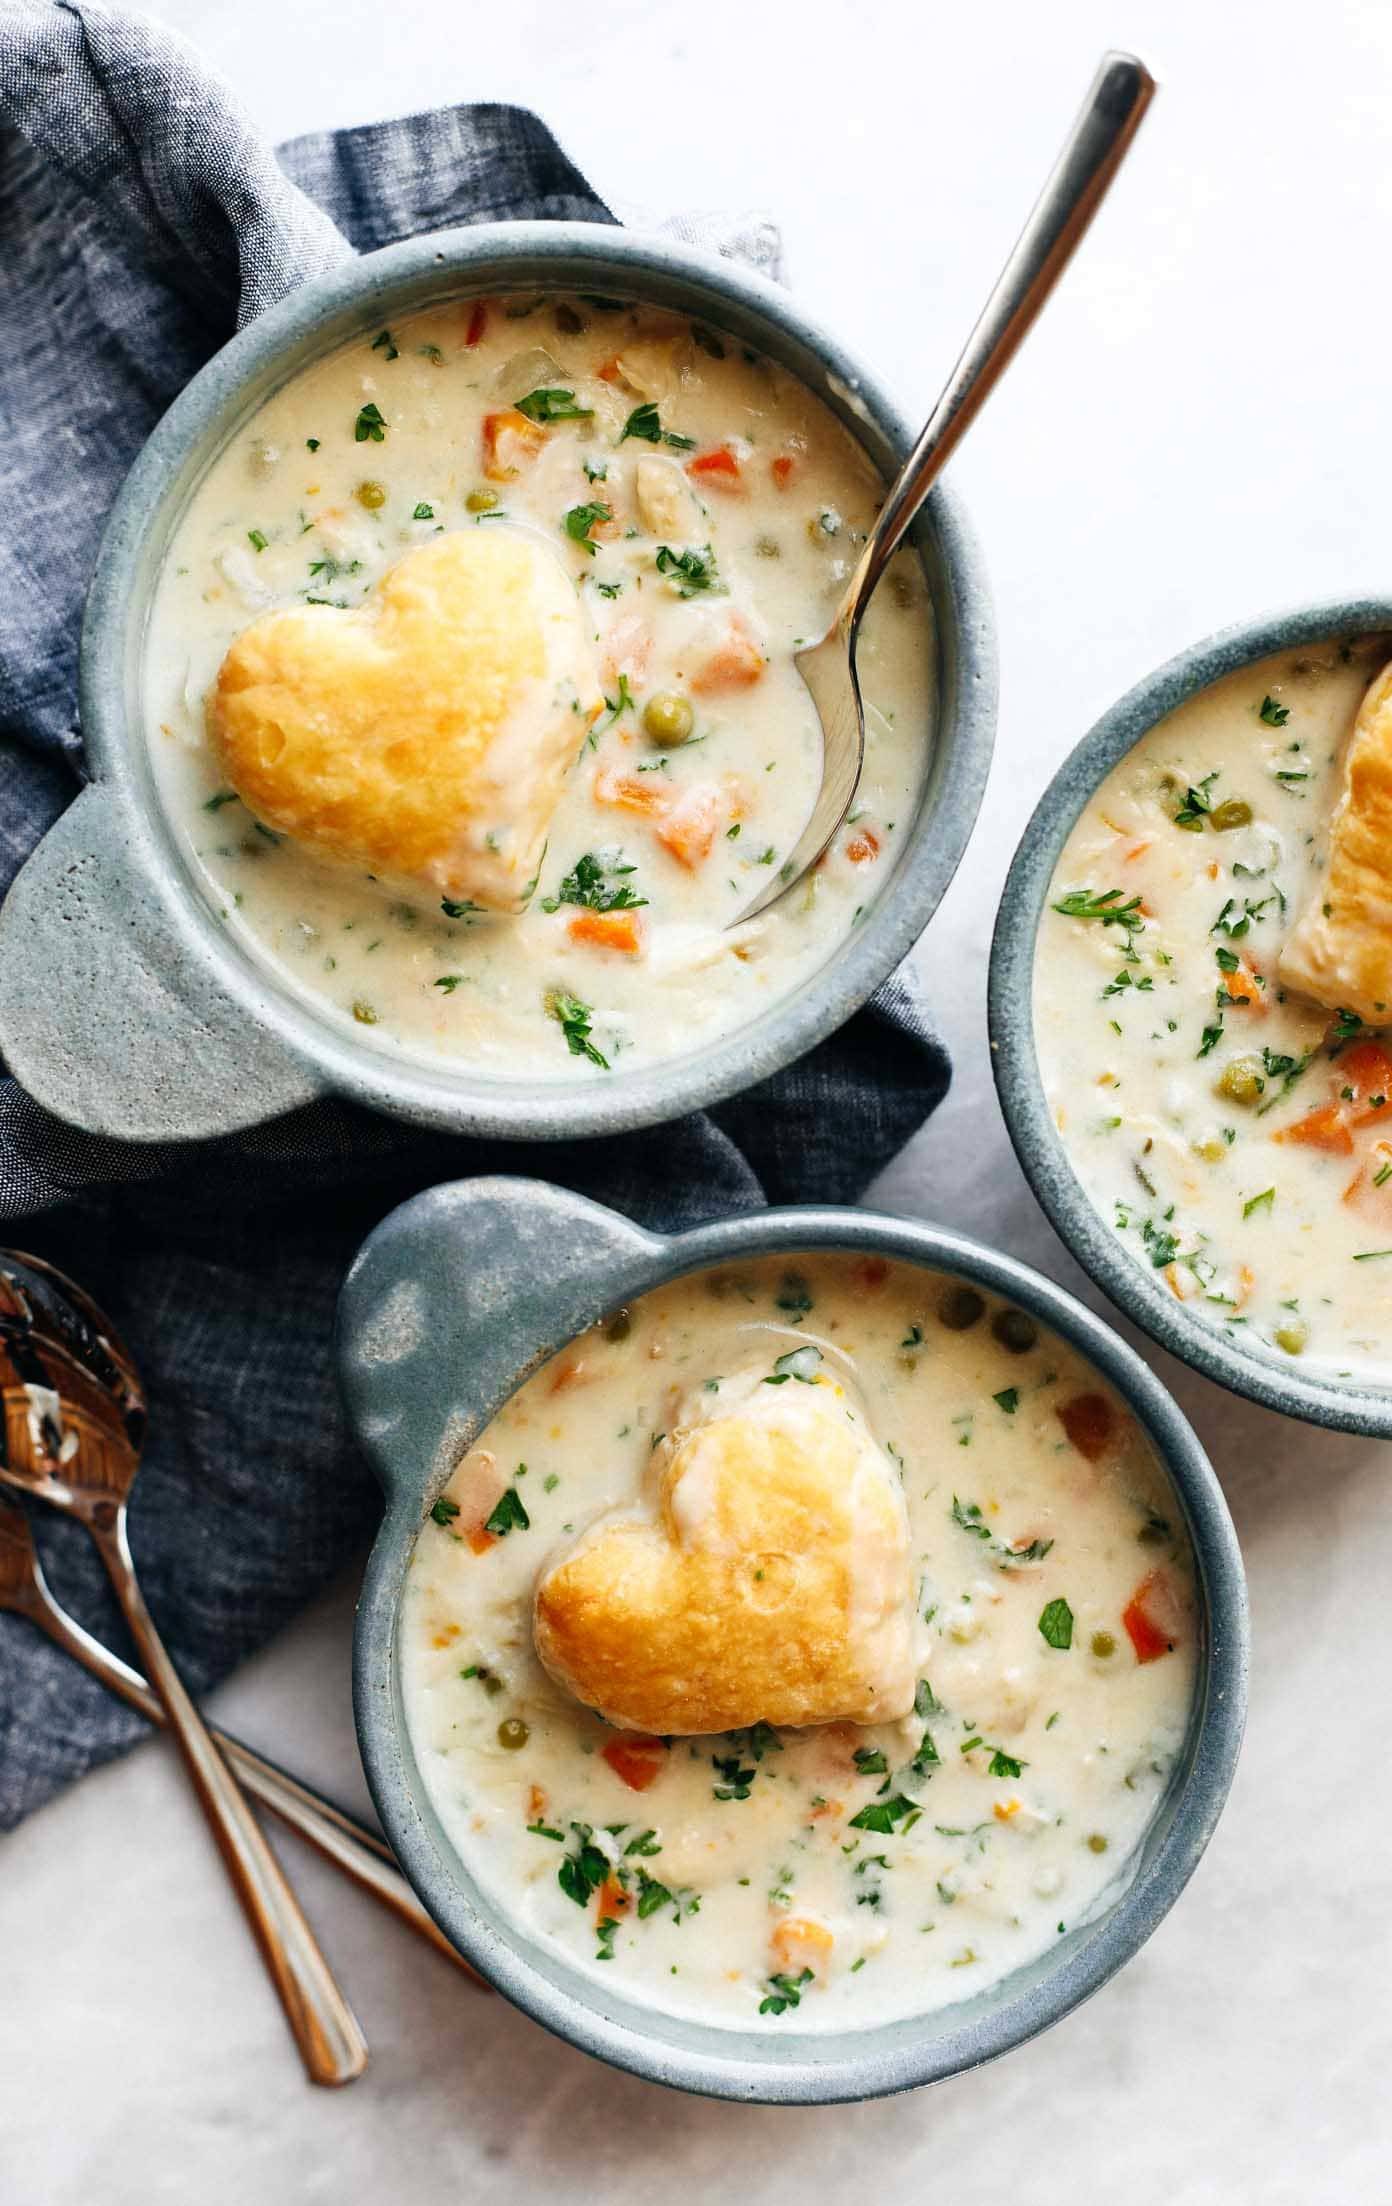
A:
[1280,657,1392,1025]
[209,530,601,913]
[532,1363,917,1736]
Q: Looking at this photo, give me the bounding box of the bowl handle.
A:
[337,1176,667,1507]
[0,784,323,1141]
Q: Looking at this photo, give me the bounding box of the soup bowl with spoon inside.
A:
[0,223,996,1146]
[339,1175,1247,2104]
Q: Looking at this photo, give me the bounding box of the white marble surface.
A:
[5,0,1392,2196]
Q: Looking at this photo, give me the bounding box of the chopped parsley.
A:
[483,1486,530,1536]
[1258,694,1290,726]
[1242,1186,1276,1220]
[542,851,647,913]
[655,543,720,596]
[558,1824,608,1907]
[440,896,483,919]
[1038,1597,1074,1650]
[412,501,435,520]
[1173,772,1219,830]
[848,1792,922,1835]
[620,401,697,449]
[759,1967,813,2016]
[429,1496,460,1527]
[546,989,608,1068]
[354,402,387,443]
[712,1755,757,1801]
[1051,887,1144,941]
[515,386,592,423]
[371,328,399,360]
[763,1344,822,1386]
[563,500,611,554]
[992,1387,1020,1414]
[247,528,268,553]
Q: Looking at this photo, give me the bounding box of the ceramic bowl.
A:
[0,222,995,1146]
[338,1175,1247,2105]
[990,595,1392,1437]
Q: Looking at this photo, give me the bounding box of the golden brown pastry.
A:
[1280,657,1392,1025]
[532,1362,916,1735]
[208,530,602,913]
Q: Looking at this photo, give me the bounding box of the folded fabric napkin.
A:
[0,1,950,1829]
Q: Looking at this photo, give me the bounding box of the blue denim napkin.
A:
[0,1,950,1826]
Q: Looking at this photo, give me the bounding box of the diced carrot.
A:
[1233,1264,1256,1312]
[1124,840,1151,862]
[687,445,744,491]
[527,1785,548,1821]
[596,1874,631,1921]
[1122,1573,1177,1663]
[691,620,765,696]
[1057,1392,1115,1462]
[808,1796,844,1819]
[657,782,730,869]
[596,355,622,382]
[445,1449,507,1552]
[465,299,488,347]
[770,454,797,488]
[1275,1103,1355,1155]
[845,828,881,865]
[481,408,548,481]
[601,1736,667,1792]
[771,1916,834,1975]
[853,1256,889,1289]
[549,1356,587,1393]
[1220,962,1267,1013]
[1338,1041,1392,1124]
[594,767,666,818]
[567,909,643,955]
[994,1798,1021,1822]
[1163,1262,1195,1301]
[466,1524,498,1556]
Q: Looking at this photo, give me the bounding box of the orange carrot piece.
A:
[596,355,622,382]
[1275,1103,1355,1155]
[481,407,547,481]
[567,909,643,955]
[596,1874,632,1921]
[1057,1391,1115,1462]
[465,299,488,346]
[657,782,727,869]
[853,1256,889,1289]
[691,621,765,695]
[466,1524,498,1556]
[845,828,881,865]
[770,454,797,488]
[1220,962,1267,1013]
[594,768,666,818]
[601,1736,667,1792]
[687,445,744,490]
[1122,1573,1176,1663]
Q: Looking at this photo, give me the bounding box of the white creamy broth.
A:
[1036,637,1392,1383]
[400,1253,1196,2032]
[143,295,933,1078]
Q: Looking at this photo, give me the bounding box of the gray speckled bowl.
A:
[338,1175,1247,2105]
[991,595,1392,1437]
[0,222,995,1146]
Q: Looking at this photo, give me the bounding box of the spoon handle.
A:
[89,1510,370,2086]
[841,50,1155,622]
[23,1580,480,1982]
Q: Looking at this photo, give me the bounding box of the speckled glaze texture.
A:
[337,1175,1247,2105]
[0,223,996,1145]
[991,596,1392,1439]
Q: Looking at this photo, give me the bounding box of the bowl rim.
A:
[79,218,997,1140]
[989,592,1392,1437]
[348,1188,1248,2104]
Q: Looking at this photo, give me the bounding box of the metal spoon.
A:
[0,1250,369,2085]
[0,1487,484,1986]
[736,49,1156,923]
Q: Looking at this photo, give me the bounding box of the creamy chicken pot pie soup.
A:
[1037,637,1392,1385]
[143,295,933,1077]
[400,1254,1196,2031]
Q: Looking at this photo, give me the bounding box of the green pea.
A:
[466,488,499,513]
[1217,1056,1265,1105]
[497,1717,530,1751]
[938,1283,985,1332]
[642,691,694,746]
[1091,1631,1116,1658]
[1086,1833,1109,1854]
[992,1308,1038,1355]
[1210,799,1253,832]
[1275,1320,1307,1356]
[355,479,387,509]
